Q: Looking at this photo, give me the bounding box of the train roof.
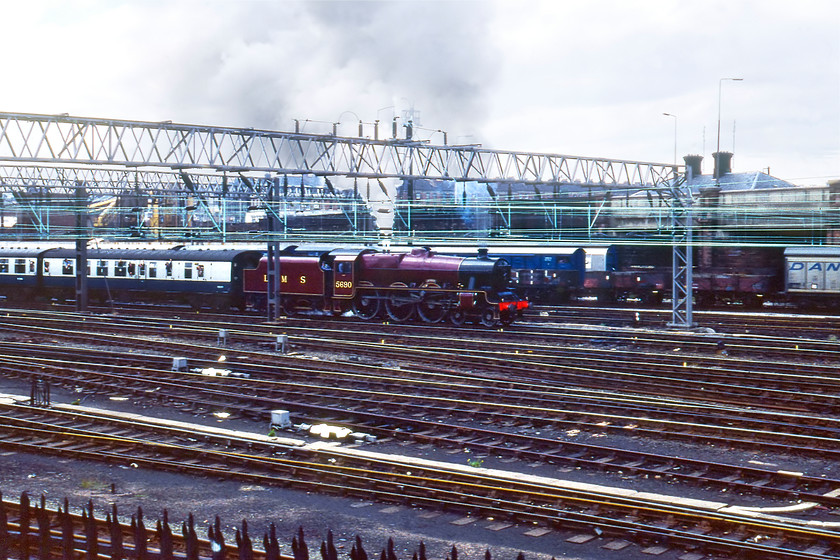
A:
[784,246,840,258]
[420,245,601,257]
[0,249,46,258]
[41,248,262,261]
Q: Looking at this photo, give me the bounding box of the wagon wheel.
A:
[479,308,498,328]
[417,283,448,324]
[352,290,381,320]
[385,284,416,322]
[449,308,467,326]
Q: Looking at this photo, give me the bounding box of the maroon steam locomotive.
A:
[242,246,528,327]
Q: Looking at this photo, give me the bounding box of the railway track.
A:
[1,321,840,504]
[3,308,840,415]
[1,396,839,559]
[4,305,840,557]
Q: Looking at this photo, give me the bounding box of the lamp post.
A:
[716,77,743,178]
[662,112,677,165]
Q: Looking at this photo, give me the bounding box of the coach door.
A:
[332,255,356,299]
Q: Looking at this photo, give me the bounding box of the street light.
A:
[662,112,677,166]
[716,77,743,178]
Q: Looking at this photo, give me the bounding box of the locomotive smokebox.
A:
[713,151,733,178]
[683,154,703,180]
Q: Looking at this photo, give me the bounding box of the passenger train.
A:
[0,244,528,327]
[2,240,840,315]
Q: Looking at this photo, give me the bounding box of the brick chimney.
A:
[713,151,733,178]
[683,154,703,181]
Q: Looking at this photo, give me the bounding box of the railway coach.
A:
[0,249,41,300]
[0,247,263,310]
[784,246,840,306]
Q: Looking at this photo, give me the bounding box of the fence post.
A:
[83,500,98,560]
[19,492,31,560]
[236,519,253,560]
[36,496,50,560]
[61,499,74,560]
[132,507,148,560]
[349,536,367,560]
[210,516,226,560]
[108,503,123,560]
[184,513,199,560]
[263,523,280,560]
[291,527,309,560]
[158,510,174,560]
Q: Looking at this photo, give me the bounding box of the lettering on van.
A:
[789,262,840,272]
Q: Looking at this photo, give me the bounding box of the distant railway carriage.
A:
[785,247,840,305]
[425,245,588,302]
[0,249,41,299]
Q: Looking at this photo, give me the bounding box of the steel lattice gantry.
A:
[0,112,677,188]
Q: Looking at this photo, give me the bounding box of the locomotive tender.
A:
[0,244,527,326]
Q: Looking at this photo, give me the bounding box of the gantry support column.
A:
[74,185,89,313]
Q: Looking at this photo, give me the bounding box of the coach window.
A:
[96,260,108,276]
[43,262,50,274]
[165,261,173,277]
[196,264,205,278]
[148,263,157,278]
[115,261,127,277]
[62,259,74,275]
[128,262,136,276]
[29,260,35,273]
[0,259,7,273]
[138,263,146,276]
[184,262,193,279]
[14,259,25,274]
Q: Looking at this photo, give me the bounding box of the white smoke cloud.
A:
[0,0,836,181]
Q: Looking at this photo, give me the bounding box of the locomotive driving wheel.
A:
[352,290,381,320]
[385,283,416,322]
[417,283,448,323]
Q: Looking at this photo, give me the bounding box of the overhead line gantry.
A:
[0,112,676,189]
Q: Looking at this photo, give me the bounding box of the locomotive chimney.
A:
[683,154,703,181]
[477,247,489,260]
[713,151,733,178]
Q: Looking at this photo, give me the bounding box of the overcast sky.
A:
[2,0,838,185]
